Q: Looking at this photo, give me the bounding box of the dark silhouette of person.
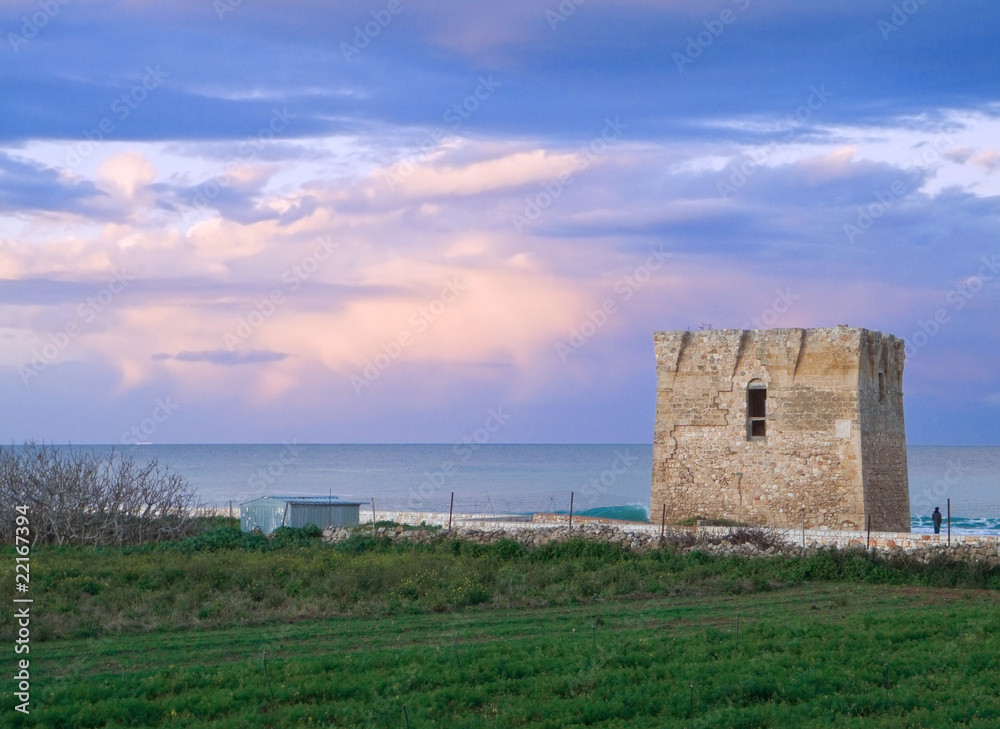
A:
[932,507,942,534]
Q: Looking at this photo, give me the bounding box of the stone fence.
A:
[342,510,1000,561]
[371,510,532,528]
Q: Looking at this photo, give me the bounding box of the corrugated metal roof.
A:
[242,495,364,506]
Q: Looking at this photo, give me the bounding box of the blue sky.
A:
[1,0,998,444]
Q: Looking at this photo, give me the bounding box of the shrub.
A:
[487,538,528,561]
[529,538,628,564]
[166,526,267,553]
[0,442,202,546]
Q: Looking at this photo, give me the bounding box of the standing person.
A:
[932,507,942,534]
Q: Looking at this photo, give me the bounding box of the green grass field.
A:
[4,527,1000,727]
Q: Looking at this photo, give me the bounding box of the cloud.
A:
[97,152,157,200]
[946,147,974,164]
[972,150,999,173]
[0,152,106,215]
[3,0,1000,146]
[1,0,1000,444]
[386,148,583,198]
[161,349,289,366]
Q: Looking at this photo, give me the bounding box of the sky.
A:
[0,0,998,446]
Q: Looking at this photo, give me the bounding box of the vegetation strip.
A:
[7,584,1000,728]
[3,523,1000,726]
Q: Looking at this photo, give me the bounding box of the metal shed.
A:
[240,495,362,534]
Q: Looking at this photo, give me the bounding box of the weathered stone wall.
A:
[857,332,910,531]
[322,518,999,562]
[651,326,909,531]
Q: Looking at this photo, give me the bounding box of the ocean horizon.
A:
[20,443,1000,535]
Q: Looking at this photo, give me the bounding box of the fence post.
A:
[660,503,666,540]
[371,498,376,528]
[568,491,574,529]
[448,492,454,531]
[947,498,951,547]
[867,514,871,550]
[800,508,805,548]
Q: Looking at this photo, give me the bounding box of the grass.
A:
[3,526,1000,642]
[3,526,1000,726]
[6,584,1000,727]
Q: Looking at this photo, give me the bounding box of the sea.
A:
[30,444,1000,535]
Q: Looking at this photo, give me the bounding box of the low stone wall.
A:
[323,516,1000,564]
[225,505,997,555]
[324,523,734,555]
[531,512,655,527]
[372,510,998,552]
[371,510,531,528]
[193,506,236,518]
[779,528,999,551]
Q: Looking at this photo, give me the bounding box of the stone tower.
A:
[651,326,909,532]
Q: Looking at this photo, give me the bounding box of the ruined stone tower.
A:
[651,327,909,532]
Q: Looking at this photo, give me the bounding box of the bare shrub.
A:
[658,528,699,549]
[723,524,790,550]
[0,443,203,546]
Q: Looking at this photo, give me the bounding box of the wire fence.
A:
[203,489,1000,537]
[352,491,1000,536]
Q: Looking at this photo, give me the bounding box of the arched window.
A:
[747,380,766,439]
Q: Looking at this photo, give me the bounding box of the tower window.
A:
[747,381,766,439]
